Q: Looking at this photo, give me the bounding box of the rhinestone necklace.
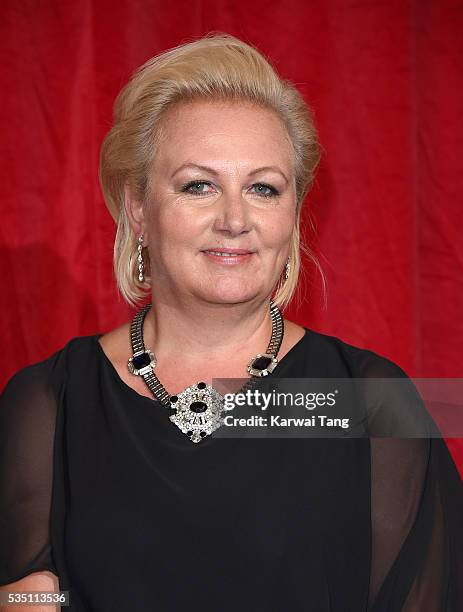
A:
[127,300,284,443]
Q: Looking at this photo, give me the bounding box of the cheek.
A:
[261,210,295,247]
[156,206,203,248]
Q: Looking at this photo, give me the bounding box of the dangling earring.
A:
[137,235,145,283]
[284,257,291,281]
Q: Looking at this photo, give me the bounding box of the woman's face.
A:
[141,99,297,306]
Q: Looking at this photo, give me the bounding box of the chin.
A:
[195,281,262,305]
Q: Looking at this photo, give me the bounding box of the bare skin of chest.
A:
[98,319,305,400]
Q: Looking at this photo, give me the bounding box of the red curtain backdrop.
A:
[1,1,462,473]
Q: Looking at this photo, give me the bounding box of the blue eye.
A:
[181,181,214,195]
[251,183,279,198]
[180,181,279,198]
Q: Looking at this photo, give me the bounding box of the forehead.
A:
[154,99,294,173]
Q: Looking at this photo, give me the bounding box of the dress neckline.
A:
[92,327,310,404]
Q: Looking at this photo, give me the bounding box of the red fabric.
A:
[1,1,462,473]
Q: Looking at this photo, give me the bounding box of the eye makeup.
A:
[180,180,280,199]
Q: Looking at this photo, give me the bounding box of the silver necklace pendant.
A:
[128,300,284,444]
[168,381,224,443]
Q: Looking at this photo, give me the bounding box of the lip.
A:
[201,248,255,265]
[201,248,255,255]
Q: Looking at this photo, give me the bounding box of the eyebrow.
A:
[171,163,289,185]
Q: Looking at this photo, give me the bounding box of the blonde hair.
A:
[99,32,324,310]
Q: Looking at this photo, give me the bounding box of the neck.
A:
[144,295,275,364]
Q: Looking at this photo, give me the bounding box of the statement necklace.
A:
[127,301,284,443]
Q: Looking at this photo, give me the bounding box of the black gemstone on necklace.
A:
[251,355,273,370]
[197,382,207,389]
[133,352,151,369]
[190,401,208,413]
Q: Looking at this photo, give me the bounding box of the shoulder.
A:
[0,349,65,444]
[96,321,132,370]
[302,326,410,379]
[1,332,102,400]
[304,329,439,437]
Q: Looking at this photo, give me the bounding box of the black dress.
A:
[1,327,462,611]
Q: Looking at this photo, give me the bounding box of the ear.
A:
[124,182,147,241]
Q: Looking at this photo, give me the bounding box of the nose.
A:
[212,189,253,236]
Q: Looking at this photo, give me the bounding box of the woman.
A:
[1,33,462,611]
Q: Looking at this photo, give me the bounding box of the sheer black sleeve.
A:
[351,348,463,611]
[0,360,59,585]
